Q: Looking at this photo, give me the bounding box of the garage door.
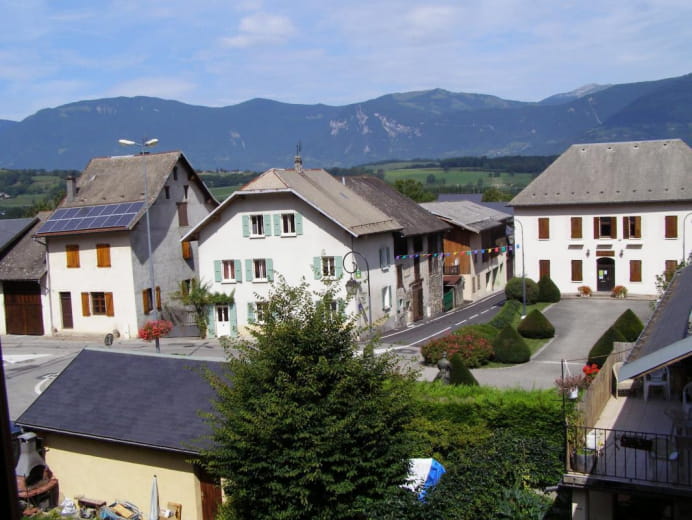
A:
[4,281,44,335]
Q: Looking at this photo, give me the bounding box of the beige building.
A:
[16,349,224,520]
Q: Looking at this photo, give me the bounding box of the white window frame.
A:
[322,256,336,278]
[222,260,236,282]
[254,258,268,281]
[281,213,296,235]
[382,285,392,311]
[250,214,265,237]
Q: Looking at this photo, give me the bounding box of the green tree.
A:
[201,279,417,520]
[392,179,436,202]
[481,187,512,202]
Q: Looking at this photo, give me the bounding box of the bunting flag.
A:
[394,245,514,260]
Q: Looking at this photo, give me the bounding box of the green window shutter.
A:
[247,302,255,324]
[313,257,322,279]
[229,303,238,336]
[206,305,216,336]
[234,259,242,282]
[386,247,391,266]
[245,259,253,281]
[214,260,222,282]
[263,214,272,236]
[335,256,343,277]
[242,215,250,237]
[295,213,303,235]
[273,214,281,235]
[266,258,274,281]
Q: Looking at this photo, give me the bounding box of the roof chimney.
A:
[65,176,77,202]
[294,141,303,173]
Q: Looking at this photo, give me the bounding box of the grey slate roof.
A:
[435,193,514,215]
[510,139,692,207]
[420,200,511,233]
[620,265,692,379]
[0,213,48,281]
[37,151,217,237]
[186,168,402,239]
[16,349,227,454]
[0,217,35,254]
[343,176,450,237]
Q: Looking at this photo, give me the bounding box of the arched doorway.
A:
[597,257,615,292]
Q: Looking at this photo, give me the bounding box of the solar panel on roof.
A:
[37,201,145,235]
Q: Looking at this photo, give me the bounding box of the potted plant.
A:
[577,285,592,297]
[555,373,587,400]
[567,411,598,473]
[611,285,628,298]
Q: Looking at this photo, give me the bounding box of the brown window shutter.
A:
[155,286,162,311]
[622,217,630,239]
[665,260,678,281]
[105,293,114,316]
[81,292,90,316]
[142,289,151,314]
[629,260,642,282]
[539,259,550,279]
[570,217,582,239]
[177,202,189,227]
[612,216,617,239]
[593,217,600,239]
[181,241,192,259]
[634,216,641,238]
[538,218,550,239]
[665,215,678,238]
[571,260,582,282]
[66,245,80,268]
[96,243,111,267]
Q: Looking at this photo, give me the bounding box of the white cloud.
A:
[220,13,296,48]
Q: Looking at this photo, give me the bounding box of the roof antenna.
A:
[294,141,303,173]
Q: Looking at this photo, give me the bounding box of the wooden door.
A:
[60,292,73,329]
[4,281,44,335]
[410,280,424,322]
[195,465,222,520]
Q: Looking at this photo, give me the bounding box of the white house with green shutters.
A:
[184,163,401,337]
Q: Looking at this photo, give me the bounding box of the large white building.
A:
[509,139,692,297]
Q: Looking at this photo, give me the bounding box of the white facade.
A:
[515,203,692,297]
[196,192,399,337]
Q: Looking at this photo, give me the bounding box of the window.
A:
[181,241,192,260]
[251,214,264,236]
[143,288,153,314]
[322,256,335,277]
[164,186,170,199]
[665,215,678,238]
[313,256,342,279]
[177,202,189,227]
[156,286,161,311]
[254,259,267,280]
[95,243,111,267]
[413,236,423,253]
[570,217,582,239]
[396,265,403,289]
[382,285,392,311]
[81,292,114,316]
[245,258,273,282]
[629,260,642,282]
[538,218,550,240]
[379,246,391,270]
[665,260,678,281]
[571,260,583,282]
[248,302,269,323]
[173,167,178,181]
[539,259,550,279]
[282,213,295,234]
[224,260,241,282]
[66,244,80,268]
[594,216,617,239]
[394,235,407,257]
[183,185,189,199]
[623,216,641,239]
[181,279,191,297]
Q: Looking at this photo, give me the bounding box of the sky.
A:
[0,0,690,121]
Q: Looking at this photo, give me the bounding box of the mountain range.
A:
[0,73,689,171]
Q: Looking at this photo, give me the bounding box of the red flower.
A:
[138,320,173,341]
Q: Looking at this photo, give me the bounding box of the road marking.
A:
[455,319,467,326]
[3,354,50,365]
[469,313,479,320]
[408,327,452,347]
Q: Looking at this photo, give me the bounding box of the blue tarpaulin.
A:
[403,458,446,500]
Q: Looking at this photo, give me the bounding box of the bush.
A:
[505,277,539,304]
[454,323,498,343]
[517,309,555,339]
[488,299,521,330]
[612,308,644,342]
[449,354,479,386]
[493,325,531,364]
[421,332,494,368]
[587,326,627,367]
[537,275,561,303]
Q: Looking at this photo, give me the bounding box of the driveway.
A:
[469,298,654,390]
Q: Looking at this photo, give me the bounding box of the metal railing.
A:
[567,425,692,487]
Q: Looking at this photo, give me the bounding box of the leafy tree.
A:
[201,278,417,520]
[392,179,436,202]
[481,187,512,202]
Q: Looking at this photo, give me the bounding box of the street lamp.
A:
[514,218,527,317]
[118,138,160,352]
[342,250,372,327]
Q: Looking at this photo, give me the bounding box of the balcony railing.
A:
[443,265,460,275]
[567,425,692,488]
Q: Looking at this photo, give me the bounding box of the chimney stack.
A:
[65,176,77,202]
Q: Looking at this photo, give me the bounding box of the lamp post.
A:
[514,218,527,317]
[342,250,372,327]
[118,138,160,352]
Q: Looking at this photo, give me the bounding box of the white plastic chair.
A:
[644,366,670,401]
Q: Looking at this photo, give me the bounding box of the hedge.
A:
[493,324,531,363]
[517,308,555,339]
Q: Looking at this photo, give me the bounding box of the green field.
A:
[382,167,535,194]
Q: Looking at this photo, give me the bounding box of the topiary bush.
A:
[517,309,555,339]
[421,331,494,367]
[537,275,561,303]
[454,323,498,344]
[505,277,539,304]
[493,325,531,364]
[587,326,627,367]
[449,353,479,386]
[488,299,521,330]
[612,308,644,342]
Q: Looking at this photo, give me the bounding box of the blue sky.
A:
[1,0,690,121]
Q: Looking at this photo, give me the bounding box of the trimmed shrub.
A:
[537,275,561,303]
[488,299,521,330]
[453,323,498,343]
[505,277,539,304]
[493,325,531,364]
[421,332,494,368]
[587,326,627,368]
[612,308,644,342]
[449,353,479,386]
[517,309,555,339]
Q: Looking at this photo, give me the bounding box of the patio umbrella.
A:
[149,475,159,520]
